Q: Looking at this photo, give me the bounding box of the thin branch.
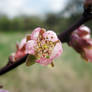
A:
[0,5,92,76]
[0,55,28,75]
[58,11,92,43]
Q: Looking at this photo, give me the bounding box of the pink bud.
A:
[74,25,91,39]
[69,25,92,62]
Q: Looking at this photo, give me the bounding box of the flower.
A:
[26,28,63,66]
[69,25,92,62]
[10,27,63,66]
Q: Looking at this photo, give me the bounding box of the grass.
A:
[0,31,92,92]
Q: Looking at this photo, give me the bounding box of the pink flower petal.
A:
[43,31,58,42]
[84,48,92,62]
[74,25,91,39]
[50,42,63,59]
[31,27,41,40]
[15,50,25,61]
[19,38,26,49]
[26,40,37,55]
[36,57,53,66]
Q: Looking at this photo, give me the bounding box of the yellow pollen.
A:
[43,44,48,49]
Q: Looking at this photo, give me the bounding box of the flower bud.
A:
[69,25,92,62]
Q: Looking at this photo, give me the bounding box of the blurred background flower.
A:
[0,89,8,92]
[69,25,92,62]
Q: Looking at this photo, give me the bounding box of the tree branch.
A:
[0,55,28,75]
[0,5,92,76]
[58,11,92,43]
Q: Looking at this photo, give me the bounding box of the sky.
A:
[0,0,68,17]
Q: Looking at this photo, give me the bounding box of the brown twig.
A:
[0,55,28,75]
[0,85,3,89]
[58,6,92,43]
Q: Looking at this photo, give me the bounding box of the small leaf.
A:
[46,56,50,58]
[26,55,36,66]
[51,62,54,67]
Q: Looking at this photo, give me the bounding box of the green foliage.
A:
[0,16,44,31]
[0,16,11,31]
[26,55,36,66]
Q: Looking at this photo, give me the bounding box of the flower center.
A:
[34,29,59,59]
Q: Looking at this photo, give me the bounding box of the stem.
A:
[0,55,28,75]
[58,12,92,43]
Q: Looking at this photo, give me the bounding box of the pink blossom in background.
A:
[0,89,8,92]
[10,27,63,66]
[69,25,92,62]
[74,25,91,39]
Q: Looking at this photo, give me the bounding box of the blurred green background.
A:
[1,0,92,92]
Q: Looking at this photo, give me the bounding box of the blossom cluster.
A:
[10,27,63,66]
[69,25,92,62]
